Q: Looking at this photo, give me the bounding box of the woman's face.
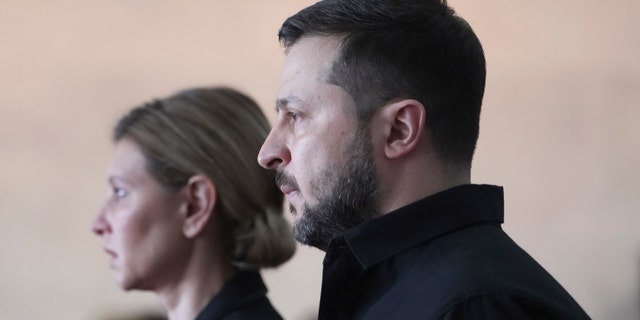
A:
[92,138,190,291]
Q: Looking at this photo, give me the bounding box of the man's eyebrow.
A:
[275,96,302,112]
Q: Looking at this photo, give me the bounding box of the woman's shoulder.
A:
[196,271,284,320]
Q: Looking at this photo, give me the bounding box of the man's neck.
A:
[377,154,470,216]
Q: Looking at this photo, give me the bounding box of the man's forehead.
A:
[284,36,340,75]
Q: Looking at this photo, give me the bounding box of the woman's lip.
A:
[103,247,116,257]
[104,248,118,269]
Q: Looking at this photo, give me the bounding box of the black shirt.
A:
[195,271,283,320]
[318,184,590,319]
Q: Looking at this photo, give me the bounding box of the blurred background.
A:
[1,0,638,319]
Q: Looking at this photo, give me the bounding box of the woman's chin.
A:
[115,273,138,291]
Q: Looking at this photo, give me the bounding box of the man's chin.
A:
[290,213,305,238]
[288,203,303,221]
[292,216,333,251]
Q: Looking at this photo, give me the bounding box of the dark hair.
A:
[114,87,295,269]
[279,0,486,168]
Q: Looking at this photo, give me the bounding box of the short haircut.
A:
[279,0,486,167]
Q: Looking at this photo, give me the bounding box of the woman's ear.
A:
[379,99,426,159]
[182,175,216,239]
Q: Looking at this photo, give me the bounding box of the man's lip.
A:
[279,185,295,195]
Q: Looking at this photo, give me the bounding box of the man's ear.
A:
[182,175,216,239]
[379,99,426,159]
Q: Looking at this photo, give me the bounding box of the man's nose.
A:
[258,128,290,170]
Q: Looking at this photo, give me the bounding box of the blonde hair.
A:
[114,87,295,269]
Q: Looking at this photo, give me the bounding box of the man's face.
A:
[258,36,380,250]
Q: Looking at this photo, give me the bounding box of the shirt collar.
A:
[340,184,504,269]
[195,271,268,320]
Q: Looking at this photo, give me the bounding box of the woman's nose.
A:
[91,207,110,236]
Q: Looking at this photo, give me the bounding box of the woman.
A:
[92,87,296,320]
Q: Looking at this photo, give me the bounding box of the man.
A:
[258,0,590,319]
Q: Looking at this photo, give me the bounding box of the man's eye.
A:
[287,112,298,121]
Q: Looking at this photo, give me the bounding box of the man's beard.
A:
[277,130,380,251]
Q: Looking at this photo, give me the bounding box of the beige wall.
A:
[1,1,637,319]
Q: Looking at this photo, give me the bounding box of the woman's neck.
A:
[156,247,237,320]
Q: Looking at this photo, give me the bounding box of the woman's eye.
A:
[113,188,128,199]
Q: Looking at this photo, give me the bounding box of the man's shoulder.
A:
[391,224,571,300]
[357,224,588,319]
[437,293,591,320]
